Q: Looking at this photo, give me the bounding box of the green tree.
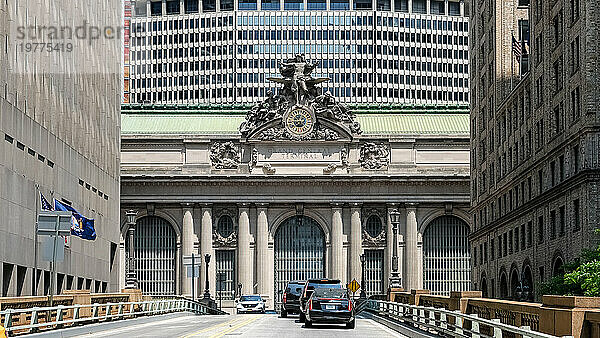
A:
[539,231,600,297]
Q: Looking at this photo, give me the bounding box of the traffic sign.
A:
[186,266,200,278]
[37,212,72,236]
[348,279,360,293]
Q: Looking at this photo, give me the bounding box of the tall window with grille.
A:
[364,249,384,296]
[423,216,471,295]
[216,250,235,300]
[127,216,177,295]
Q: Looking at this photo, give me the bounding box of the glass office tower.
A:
[127,0,469,104]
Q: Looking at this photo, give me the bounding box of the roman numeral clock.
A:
[284,106,315,137]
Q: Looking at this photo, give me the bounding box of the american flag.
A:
[40,192,53,211]
[512,35,522,61]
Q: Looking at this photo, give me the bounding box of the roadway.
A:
[28,312,411,338]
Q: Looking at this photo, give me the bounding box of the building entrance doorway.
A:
[274,216,325,306]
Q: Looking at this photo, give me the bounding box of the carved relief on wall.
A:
[359,142,390,170]
[213,208,237,247]
[210,141,240,169]
[362,209,387,247]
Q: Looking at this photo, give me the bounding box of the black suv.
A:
[281,281,305,317]
[299,279,343,323]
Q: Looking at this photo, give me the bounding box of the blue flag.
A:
[54,200,97,241]
[40,193,53,211]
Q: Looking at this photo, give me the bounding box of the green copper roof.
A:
[121,113,469,136]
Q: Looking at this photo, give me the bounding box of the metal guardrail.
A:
[0,298,226,336]
[366,300,571,338]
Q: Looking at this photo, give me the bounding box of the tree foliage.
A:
[539,231,600,297]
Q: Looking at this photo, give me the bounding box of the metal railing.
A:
[366,300,571,338]
[0,298,226,336]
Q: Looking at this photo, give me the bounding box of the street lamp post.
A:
[125,210,138,289]
[360,253,367,299]
[516,271,531,302]
[203,253,212,299]
[389,209,402,290]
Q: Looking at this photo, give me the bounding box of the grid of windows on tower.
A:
[127,8,469,104]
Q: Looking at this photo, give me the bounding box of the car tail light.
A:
[348,300,352,311]
[283,293,287,303]
[309,299,313,311]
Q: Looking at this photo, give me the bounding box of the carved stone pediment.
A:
[210,141,240,169]
[239,54,362,142]
[359,142,390,170]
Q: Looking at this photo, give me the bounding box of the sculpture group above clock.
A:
[240,54,362,141]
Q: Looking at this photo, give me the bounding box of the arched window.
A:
[423,215,471,295]
[552,256,564,277]
[364,215,383,238]
[126,216,177,295]
[217,215,234,238]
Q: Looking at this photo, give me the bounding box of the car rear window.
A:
[308,282,342,289]
[240,295,262,301]
[286,283,304,295]
[313,288,347,298]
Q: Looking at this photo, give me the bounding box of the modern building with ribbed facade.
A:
[1,1,121,296]
[469,0,600,301]
[124,0,470,105]
[119,56,473,312]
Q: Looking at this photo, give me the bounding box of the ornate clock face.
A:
[285,108,314,136]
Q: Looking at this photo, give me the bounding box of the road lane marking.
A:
[209,316,262,338]
[366,318,407,338]
[181,316,249,338]
[71,314,197,337]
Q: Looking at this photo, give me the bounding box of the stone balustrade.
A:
[0,289,144,330]
[389,289,600,338]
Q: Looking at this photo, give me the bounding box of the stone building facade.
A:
[469,0,600,300]
[120,57,473,310]
[0,1,122,295]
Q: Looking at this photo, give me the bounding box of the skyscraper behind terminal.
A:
[125,0,470,105]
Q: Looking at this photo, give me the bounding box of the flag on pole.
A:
[54,200,97,241]
[512,35,522,61]
[40,193,53,211]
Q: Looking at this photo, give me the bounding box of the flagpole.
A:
[34,184,39,296]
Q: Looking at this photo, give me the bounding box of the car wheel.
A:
[299,312,306,323]
[346,319,355,329]
[305,319,312,328]
[281,309,287,318]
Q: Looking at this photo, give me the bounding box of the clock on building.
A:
[284,107,315,136]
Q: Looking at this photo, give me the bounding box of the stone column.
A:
[256,204,269,297]
[404,203,418,290]
[182,204,196,297]
[331,204,344,283]
[237,204,253,295]
[201,205,216,297]
[349,204,362,283]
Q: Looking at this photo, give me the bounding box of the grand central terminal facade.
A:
[119,56,472,309]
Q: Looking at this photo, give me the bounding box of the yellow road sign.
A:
[348,279,360,293]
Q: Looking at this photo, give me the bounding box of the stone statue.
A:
[239,54,362,140]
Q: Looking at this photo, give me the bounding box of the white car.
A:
[236,295,266,314]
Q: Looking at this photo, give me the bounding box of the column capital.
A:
[256,202,269,208]
[237,202,250,208]
[200,203,213,209]
[405,202,419,210]
[181,202,195,209]
[350,202,363,208]
[330,202,344,208]
[386,203,399,209]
